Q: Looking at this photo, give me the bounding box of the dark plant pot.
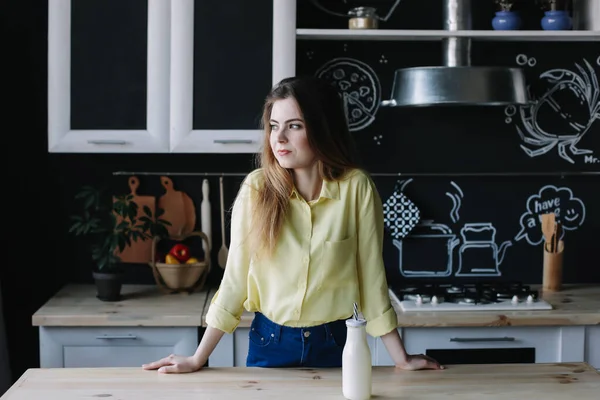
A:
[492,10,523,30]
[92,271,123,301]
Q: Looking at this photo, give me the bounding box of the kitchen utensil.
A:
[182,190,196,235]
[541,213,555,252]
[543,239,564,292]
[114,176,155,263]
[217,176,229,269]
[201,179,212,259]
[552,222,562,254]
[158,177,188,237]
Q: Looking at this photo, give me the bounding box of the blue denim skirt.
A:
[246,312,348,368]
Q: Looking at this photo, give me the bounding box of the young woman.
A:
[143,76,442,373]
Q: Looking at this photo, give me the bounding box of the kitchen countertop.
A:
[392,284,600,327]
[2,363,599,399]
[31,283,600,328]
[207,284,600,328]
[31,284,211,327]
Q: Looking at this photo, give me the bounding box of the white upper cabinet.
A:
[169,0,297,153]
[48,0,171,153]
[47,0,297,153]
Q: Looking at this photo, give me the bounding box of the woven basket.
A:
[149,231,211,294]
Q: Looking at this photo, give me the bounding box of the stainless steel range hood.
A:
[381,0,529,107]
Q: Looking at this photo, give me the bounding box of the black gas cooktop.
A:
[390,280,540,305]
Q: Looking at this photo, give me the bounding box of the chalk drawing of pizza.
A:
[316,57,381,132]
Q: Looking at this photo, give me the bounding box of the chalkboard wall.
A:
[292,0,600,285]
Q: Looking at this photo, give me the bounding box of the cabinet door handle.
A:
[88,140,128,145]
[95,335,138,340]
[450,337,515,342]
[213,139,254,144]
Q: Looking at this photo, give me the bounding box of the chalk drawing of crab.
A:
[512,58,600,164]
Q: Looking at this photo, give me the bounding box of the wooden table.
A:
[2,363,599,399]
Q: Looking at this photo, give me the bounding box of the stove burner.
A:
[447,286,463,294]
[391,280,540,306]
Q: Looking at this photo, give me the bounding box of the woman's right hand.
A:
[142,354,203,374]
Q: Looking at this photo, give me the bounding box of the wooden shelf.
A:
[296,29,600,41]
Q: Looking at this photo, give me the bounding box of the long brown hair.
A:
[250,76,361,257]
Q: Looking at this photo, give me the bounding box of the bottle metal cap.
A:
[346,318,367,327]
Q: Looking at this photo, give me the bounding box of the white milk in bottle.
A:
[342,314,372,400]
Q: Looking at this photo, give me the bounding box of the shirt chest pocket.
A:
[318,235,358,288]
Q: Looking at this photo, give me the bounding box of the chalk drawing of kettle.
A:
[455,223,512,277]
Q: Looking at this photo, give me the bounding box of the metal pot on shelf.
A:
[307,0,401,29]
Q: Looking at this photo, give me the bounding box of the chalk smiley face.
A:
[563,208,584,226]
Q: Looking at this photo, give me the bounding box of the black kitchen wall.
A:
[296,0,600,286]
[2,0,598,383]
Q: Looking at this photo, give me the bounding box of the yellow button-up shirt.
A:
[205,168,398,337]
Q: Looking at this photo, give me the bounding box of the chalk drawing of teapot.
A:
[455,223,512,277]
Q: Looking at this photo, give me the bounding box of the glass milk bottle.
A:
[342,316,372,400]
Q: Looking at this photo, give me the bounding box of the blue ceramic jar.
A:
[541,10,572,30]
[492,11,523,30]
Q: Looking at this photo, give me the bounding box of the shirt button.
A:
[303,256,309,263]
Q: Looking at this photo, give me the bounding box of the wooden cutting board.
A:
[114,176,155,263]
[158,176,195,237]
[182,187,196,235]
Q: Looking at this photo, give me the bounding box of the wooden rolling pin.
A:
[201,179,212,259]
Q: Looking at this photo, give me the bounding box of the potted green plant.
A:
[68,185,171,301]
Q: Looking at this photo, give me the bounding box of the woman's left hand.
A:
[396,353,444,371]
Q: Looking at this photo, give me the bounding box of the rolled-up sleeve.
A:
[205,174,256,334]
[356,175,398,337]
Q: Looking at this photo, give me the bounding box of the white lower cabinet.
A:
[374,326,586,366]
[39,327,198,368]
[585,326,600,370]
[45,324,593,368]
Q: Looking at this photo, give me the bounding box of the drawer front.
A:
[374,326,565,366]
[404,327,559,350]
[403,327,560,364]
[40,326,198,368]
[64,344,175,368]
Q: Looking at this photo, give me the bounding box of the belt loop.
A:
[273,323,282,343]
[324,322,332,338]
